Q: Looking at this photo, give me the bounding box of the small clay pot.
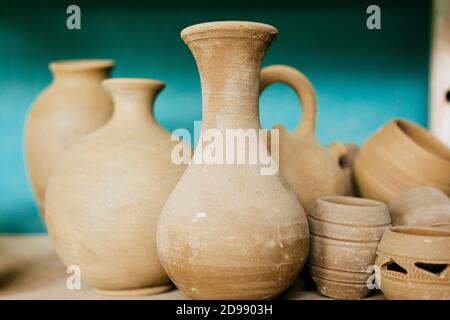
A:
[354,119,450,203]
[308,196,391,299]
[375,226,450,300]
[389,186,450,226]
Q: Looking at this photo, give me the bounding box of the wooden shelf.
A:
[0,235,384,300]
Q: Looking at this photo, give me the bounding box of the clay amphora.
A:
[45,78,186,296]
[25,59,114,216]
[307,196,391,299]
[157,22,309,300]
[375,226,450,300]
[354,119,450,203]
[260,65,348,214]
[389,186,450,227]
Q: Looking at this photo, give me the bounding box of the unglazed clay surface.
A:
[375,226,450,300]
[307,196,391,299]
[25,60,114,216]
[389,186,450,226]
[157,21,309,300]
[45,78,187,295]
[354,119,450,203]
[259,65,348,214]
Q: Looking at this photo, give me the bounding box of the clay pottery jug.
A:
[375,226,450,299]
[157,22,309,300]
[25,59,114,216]
[307,196,391,299]
[259,65,348,214]
[354,119,450,203]
[45,78,186,296]
[389,186,450,226]
[340,143,359,197]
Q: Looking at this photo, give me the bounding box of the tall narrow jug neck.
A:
[182,22,277,130]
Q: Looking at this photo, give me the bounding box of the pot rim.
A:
[311,196,391,226]
[49,59,115,72]
[391,119,450,164]
[378,226,450,261]
[181,21,278,43]
[102,78,165,91]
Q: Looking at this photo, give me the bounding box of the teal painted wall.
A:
[0,0,430,233]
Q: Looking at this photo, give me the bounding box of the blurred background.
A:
[0,0,429,233]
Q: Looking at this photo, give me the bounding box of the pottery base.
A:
[95,284,174,297]
[311,275,370,300]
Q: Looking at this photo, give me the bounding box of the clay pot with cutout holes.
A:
[388,186,450,227]
[157,21,309,300]
[375,226,450,300]
[260,65,348,214]
[45,78,187,296]
[354,119,450,203]
[307,196,391,299]
[25,60,115,217]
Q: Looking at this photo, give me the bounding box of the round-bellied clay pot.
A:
[375,226,450,300]
[259,65,348,214]
[388,186,450,226]
[25,59,114,217]
[354,119,450,203]
[157,22,309,300]
[45,78,187,296]
[307,196,391,299]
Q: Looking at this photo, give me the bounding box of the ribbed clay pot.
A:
[307,196,391,299]
[157,22,309,300]
[354,119,450,203]
[259,65,348,214]
[388,186,450,226]
[375,226,450,300]
[45,78,187,296]
[25,59,114,217]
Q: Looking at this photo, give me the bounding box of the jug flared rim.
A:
[181,21,278,43]
[49,59,115,72]
[102,78,165,91]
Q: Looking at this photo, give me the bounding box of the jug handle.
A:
[260,65,317,136]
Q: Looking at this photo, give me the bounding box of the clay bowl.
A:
[307,196,391,299]
[375,226,450,300]
[354,119,450,203]
[389,186,450,226]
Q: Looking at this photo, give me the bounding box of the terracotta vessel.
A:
[259,65,348,214]
[157,22,309,300]
[389,186,450,226]
[307,196,391,299]
[432,223,450,230]
[340,143,359,196]
[375,226,450,300]
[45,78,187,296]
[25,59,114,216]
[354,119,450,203]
